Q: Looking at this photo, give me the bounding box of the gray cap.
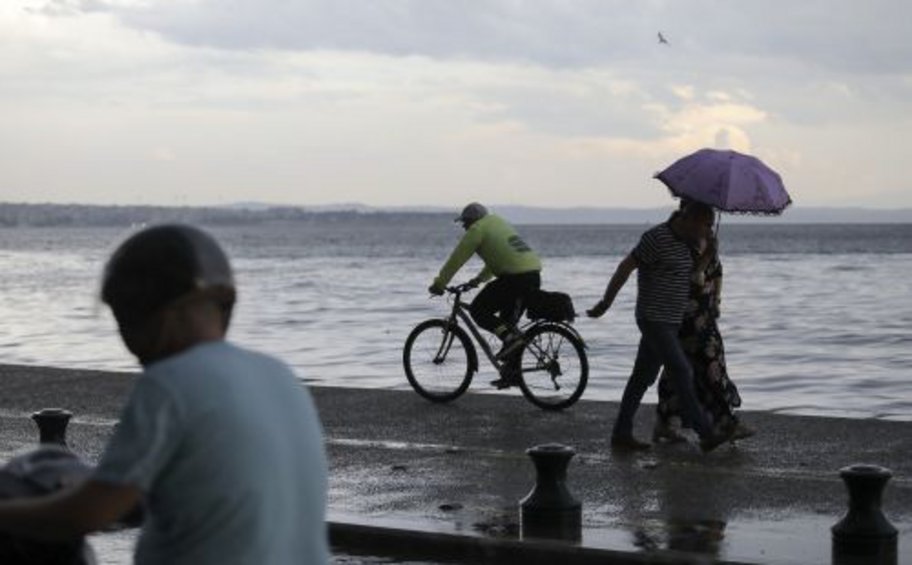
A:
[101,224,234,326]
[455,202,488,224]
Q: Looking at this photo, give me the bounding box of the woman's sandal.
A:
[730,422,756,441]
[652,421,688,444]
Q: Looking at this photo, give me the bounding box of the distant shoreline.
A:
[1,201,911,227]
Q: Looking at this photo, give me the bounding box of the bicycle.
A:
[403,282,588,410]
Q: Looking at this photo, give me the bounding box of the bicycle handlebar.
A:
[427,281,475,298]
[446,282,476,294]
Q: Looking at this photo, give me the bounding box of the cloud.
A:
[49,0,910,135]
[4,0,911,208]
[25,0,912,135]
[555,93,765,162]
[63,0,912,76]
[70,0,644,66]
[151,146,176,162]
[671,85,695,101]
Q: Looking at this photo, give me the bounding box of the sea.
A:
[1,216,910,421]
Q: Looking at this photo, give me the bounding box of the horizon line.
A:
[1,200,910,212]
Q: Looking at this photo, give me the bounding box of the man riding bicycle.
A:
[428,203,542,388]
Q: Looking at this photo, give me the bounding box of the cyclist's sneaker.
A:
[494,331,524,361]
[490,359,522,389]
[490,373,521,389]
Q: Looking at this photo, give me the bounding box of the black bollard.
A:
[519,443,581,541]
[31,408,73,447]
[832,464,898,565]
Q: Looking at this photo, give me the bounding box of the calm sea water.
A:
[1,218,910,420]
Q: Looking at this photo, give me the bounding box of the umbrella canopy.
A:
[655,148,792,214]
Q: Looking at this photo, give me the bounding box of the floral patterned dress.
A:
[656,239,742,435]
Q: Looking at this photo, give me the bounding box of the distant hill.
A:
[489,205,912,224]
[0,202,449,228]
[0,202,909,227]
[227,203,912,224]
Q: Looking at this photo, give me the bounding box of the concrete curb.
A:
[328,520,756,565]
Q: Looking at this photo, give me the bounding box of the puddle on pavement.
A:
[330,508,911,565]
[87,511,912,564]
[581,513,912,565]
[723,514,910,565]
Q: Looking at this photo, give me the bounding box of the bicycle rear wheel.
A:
[517,323,588,410]
[403,319,474,402]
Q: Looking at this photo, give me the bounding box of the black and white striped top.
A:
[632,222,694,324]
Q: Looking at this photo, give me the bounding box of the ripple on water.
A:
[2,227,911,421]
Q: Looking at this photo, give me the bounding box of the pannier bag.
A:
[526,290,576,322]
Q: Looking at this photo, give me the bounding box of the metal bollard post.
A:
[31,408,73,447]
[519,443,581,541]
[832,464,898,565]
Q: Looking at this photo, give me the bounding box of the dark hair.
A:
[101,224,234,327]
[681,200,715,220]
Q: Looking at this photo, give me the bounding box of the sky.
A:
[1,0,910,209]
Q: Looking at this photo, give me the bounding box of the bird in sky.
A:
[658,31,669,45]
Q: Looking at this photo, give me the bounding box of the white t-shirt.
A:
[94,341,328,565]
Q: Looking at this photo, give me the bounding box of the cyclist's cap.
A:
[101,224,234,326]
[455,202,488,224]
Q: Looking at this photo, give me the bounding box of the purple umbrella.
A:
[655,148,792,214]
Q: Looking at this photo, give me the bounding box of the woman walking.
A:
[653,224,753,444]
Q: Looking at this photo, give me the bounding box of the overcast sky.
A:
[2,0,910,209]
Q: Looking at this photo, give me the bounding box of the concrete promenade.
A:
[0,363,909,564]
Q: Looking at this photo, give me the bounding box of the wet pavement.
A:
[317,387,911,564]
[1,364,910,564]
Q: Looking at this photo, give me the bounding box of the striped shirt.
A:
[632,222,694,324]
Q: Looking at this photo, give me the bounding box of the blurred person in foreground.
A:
[0,224,329,564]
[587,201,733,453]
[428,203,542,388]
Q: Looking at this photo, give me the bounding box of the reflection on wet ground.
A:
[317,388,911,565]
[2,380,910,565]
[332,557,439,565]
[326,510,910,565]
[87,514,912,565]
[89,529,444,565]
[87,530,135,565]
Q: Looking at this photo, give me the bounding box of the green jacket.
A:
[433,214,541,289]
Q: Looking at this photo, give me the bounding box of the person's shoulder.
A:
[652,221,673,233]
[146,341,285,381]
[483,213,516,232]
[140,342,225,394]
[462,214,496,239]
[474,214,499,228]
[221,342,291,371]
[641,222,668,239]
[130,363,182,412]
[148,340,229,367]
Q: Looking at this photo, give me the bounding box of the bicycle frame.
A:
[442,292,506,371]
[438,285,585,375]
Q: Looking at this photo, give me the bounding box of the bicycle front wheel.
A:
[403,319,474,403]
[517,323,588,410]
